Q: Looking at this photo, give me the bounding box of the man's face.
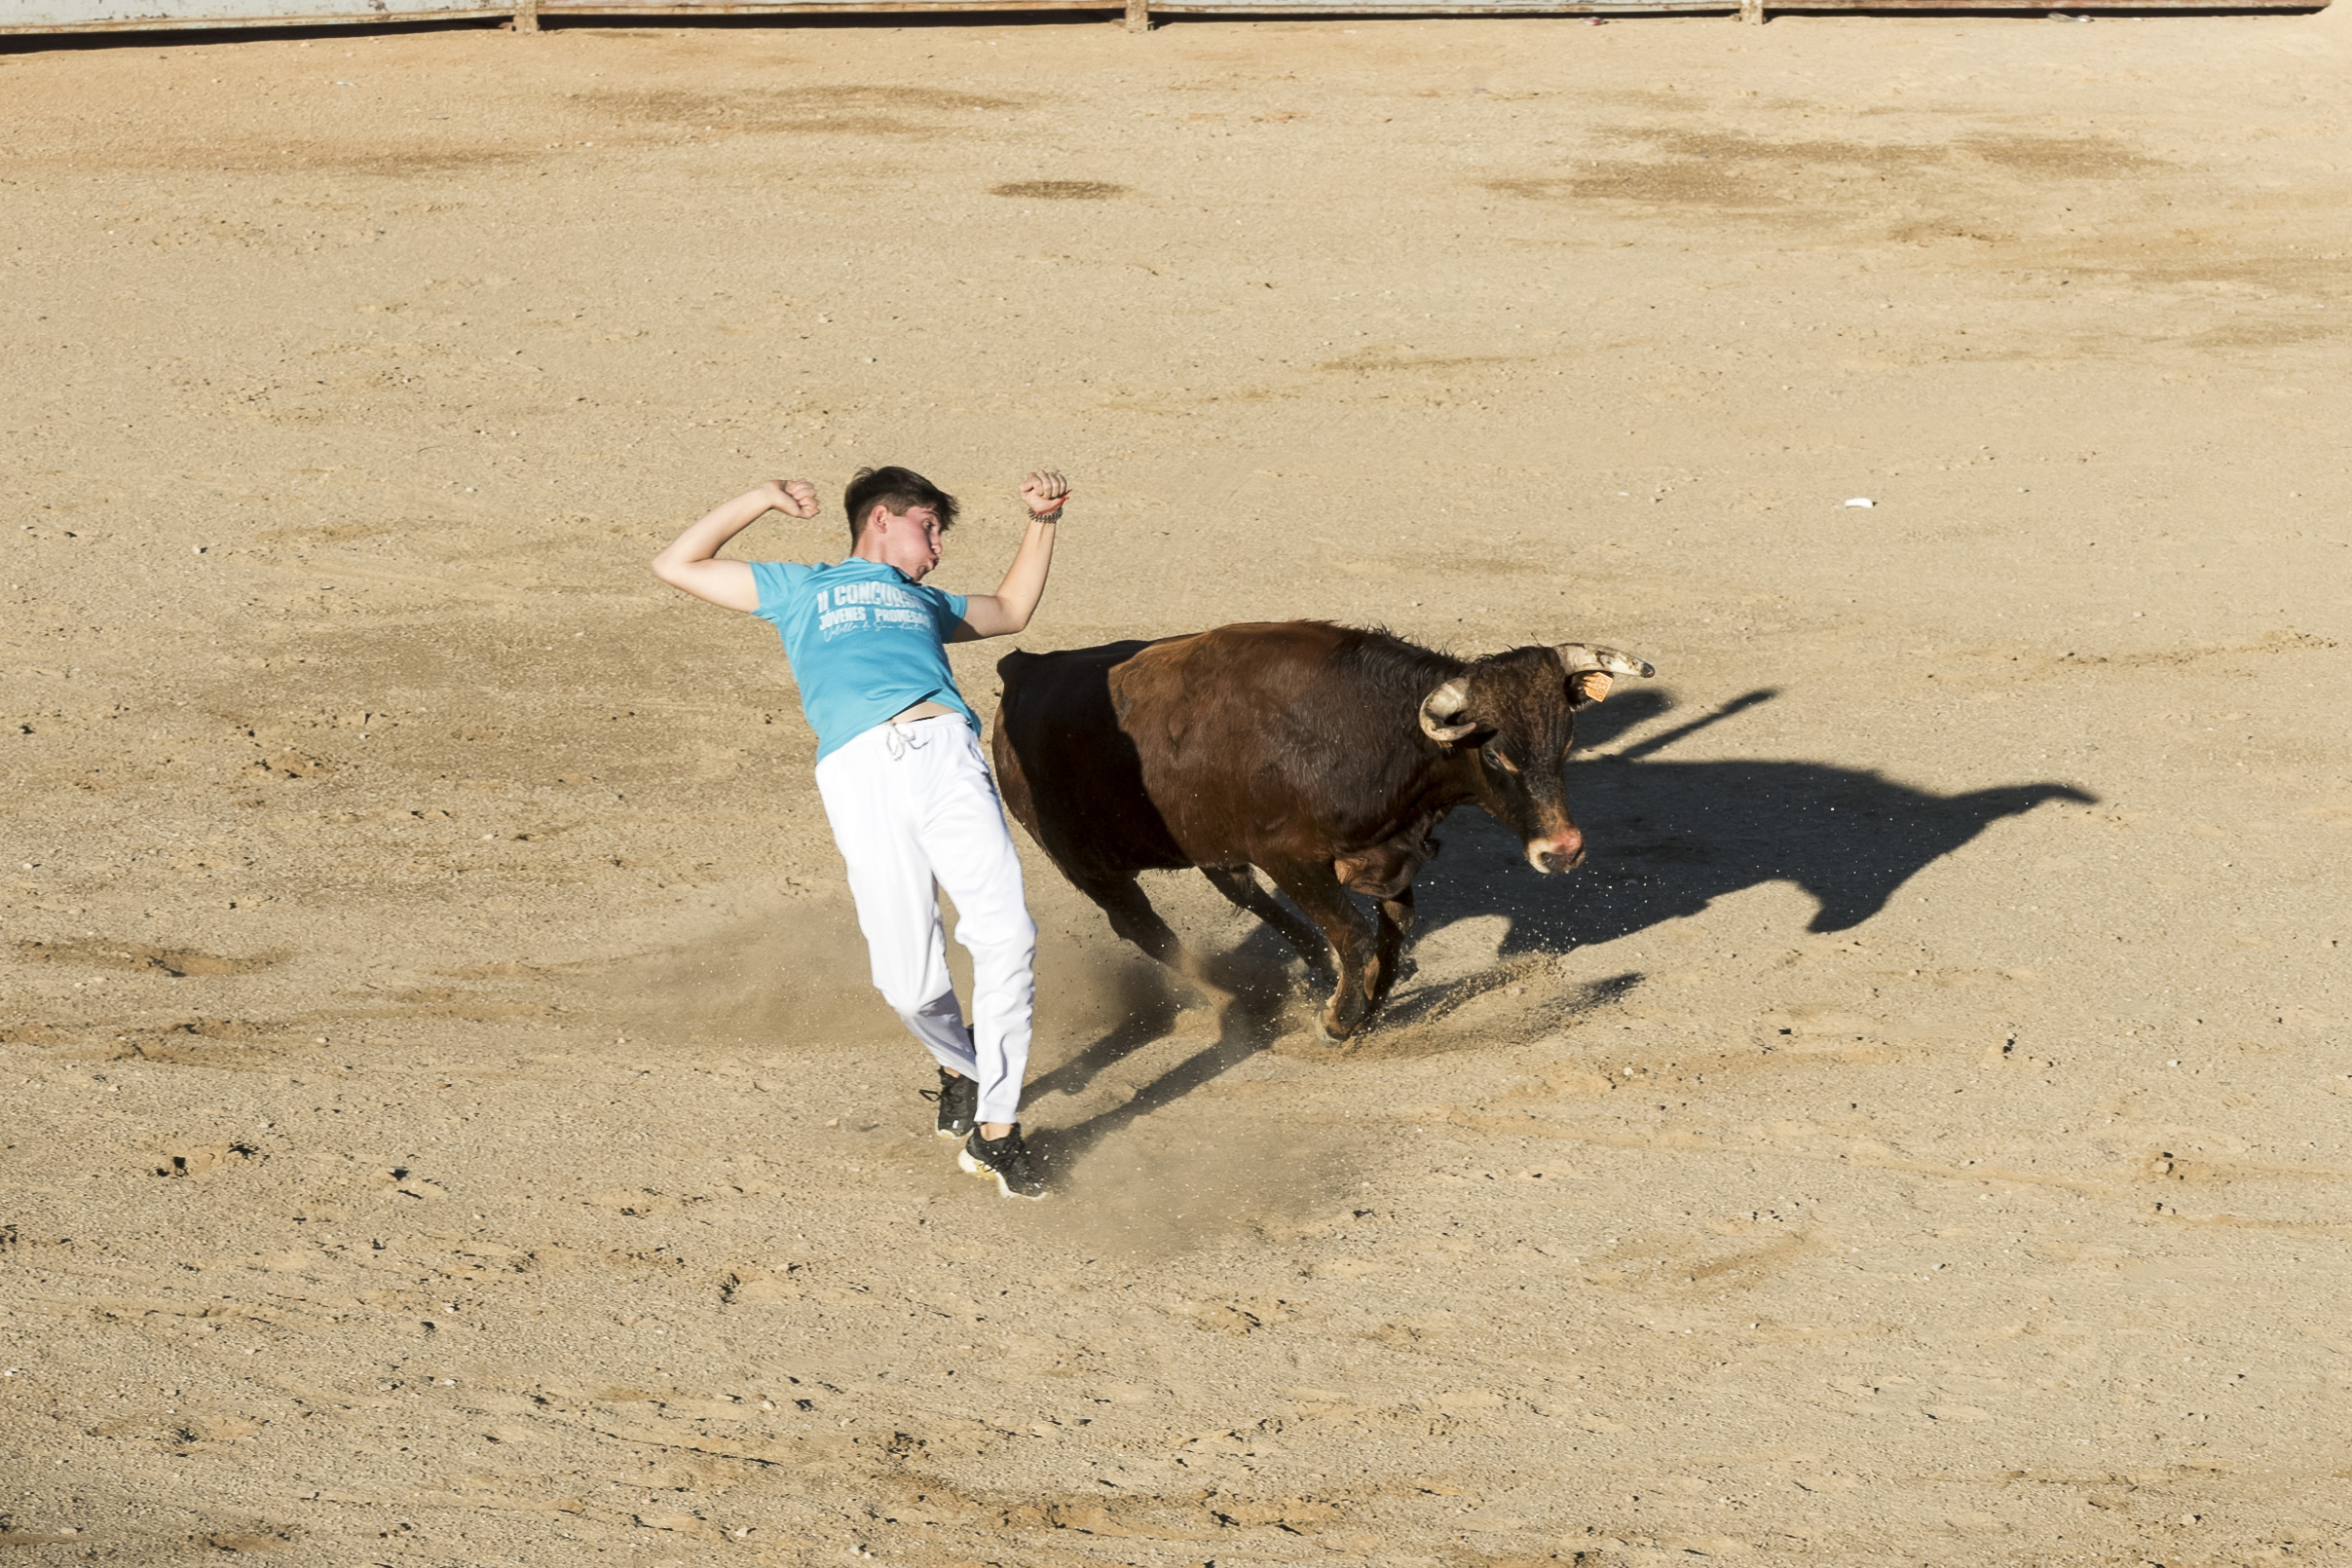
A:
[870,505,944,579]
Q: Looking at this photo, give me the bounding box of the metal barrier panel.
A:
[1150,0,1726,8]
[535,0,1110,12]
[540,0,1108,8]
[2,0,506,28]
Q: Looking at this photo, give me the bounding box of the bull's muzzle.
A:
[1525,829,1586,875]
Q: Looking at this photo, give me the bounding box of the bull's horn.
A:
[1418,678,1478,744]
[1554,644,1656,679]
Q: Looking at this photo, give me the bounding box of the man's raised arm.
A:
[953,470,1070,641]
[651,479,820,612]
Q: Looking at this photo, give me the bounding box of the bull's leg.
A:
[1256,861,1375,1042]
[1070,871,1232,1006]
[1198,864,1329,975]
[1369,885,1417,1007]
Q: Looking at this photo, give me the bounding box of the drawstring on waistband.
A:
[882,720,941,761]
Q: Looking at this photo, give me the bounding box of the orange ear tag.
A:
[1575,671,1614,703]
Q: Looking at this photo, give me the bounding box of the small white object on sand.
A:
[1845,498,1875,508]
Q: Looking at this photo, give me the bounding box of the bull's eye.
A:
[1484,744,1520,775]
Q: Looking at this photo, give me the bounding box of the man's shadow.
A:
[1024,686,2094,1171]
[1020,961,1288,1175]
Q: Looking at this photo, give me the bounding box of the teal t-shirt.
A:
[749,558,977,763]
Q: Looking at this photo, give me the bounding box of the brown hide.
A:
[992,621,1640,1039]
[997,624,1444,877]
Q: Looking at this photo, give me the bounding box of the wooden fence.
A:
[0,0,2322,36]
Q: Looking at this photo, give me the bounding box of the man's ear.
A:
[1570,671,1614,705]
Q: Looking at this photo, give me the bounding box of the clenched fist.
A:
[762,478,821,520]
[1021,470,1071,519]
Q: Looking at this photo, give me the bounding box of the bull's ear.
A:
[1417,678,1478,745]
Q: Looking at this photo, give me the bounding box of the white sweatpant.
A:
[813,715,1036,1125]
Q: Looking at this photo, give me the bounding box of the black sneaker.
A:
[958,1126,1049,1201]
[921,1068,978,1140]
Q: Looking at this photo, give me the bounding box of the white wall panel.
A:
[1,0,504,29]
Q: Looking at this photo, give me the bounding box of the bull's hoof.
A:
[1318,996,1368,1044]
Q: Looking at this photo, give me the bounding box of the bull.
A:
[990,620,1654,1040]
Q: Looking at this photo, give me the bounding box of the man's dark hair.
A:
[844,466,958,547]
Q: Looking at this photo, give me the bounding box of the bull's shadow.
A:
[1405,687,2097,960]
[1027,686,2094,1169]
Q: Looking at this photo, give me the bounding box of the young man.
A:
[650,466,1070,1200]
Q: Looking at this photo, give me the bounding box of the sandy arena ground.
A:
[4,6,2351,1563]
